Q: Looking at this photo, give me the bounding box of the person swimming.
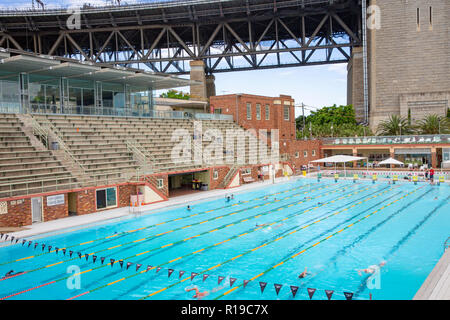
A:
[187,205,192,211]
[231,194,234,199]
[298,267,309,279]
[4,270,14,277]
[2,270,23,279]
[226,196,231,202]
[185,284,226,300]
[185,286,209,299]
[255,223,267,227]
[357,261,386,276]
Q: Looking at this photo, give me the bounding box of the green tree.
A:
[306,104,357,127]
[296,104,371,139]
[416,114,449,134]
[376,115,413,136]
[159,89,190,100]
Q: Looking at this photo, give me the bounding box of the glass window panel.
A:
[96,189,106,210]
[0,79,20,113]
[46,85,59,114]
[69,87,82,114]
[102,90,113,109]
[82,88,94,114]
[106,188,117,207]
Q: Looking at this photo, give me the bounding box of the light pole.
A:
[438,117,444,134]
[331,123,334,138]
[309,122,312,139]
[399,123,402,136]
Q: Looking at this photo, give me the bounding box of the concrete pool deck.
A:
[2,176,295,241]
[414,248,450,300]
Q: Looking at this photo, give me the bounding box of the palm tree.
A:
[377,115,413,136]
[416,114,449,134]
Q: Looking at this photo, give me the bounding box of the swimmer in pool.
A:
[2,270,22,279]
[358,261,387,276]
[298,267,309,279]
[186,286,209,299]
[185,285,226,300]
[187,205,192,211]
[256,223,267,227]
[4,270,14,277]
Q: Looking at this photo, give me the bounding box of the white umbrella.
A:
[378,157,403,166]
[310,155,367,178]
[378,157,404,172]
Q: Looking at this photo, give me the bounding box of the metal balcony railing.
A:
[322,135,450,146]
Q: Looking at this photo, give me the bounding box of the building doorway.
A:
[31,197,43,223]
[68,192,78,216]
[168,171,209,197]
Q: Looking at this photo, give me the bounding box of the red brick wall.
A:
[209,166,231,189]
[287,140,323,171]
[77,189,96,215]
[0,198,31,227]
[210,94,296,147]
[146,174,169,198]
[0,193,71,227]
[211,93,318,170]
[118,184,137,207]
[43,194,68,222]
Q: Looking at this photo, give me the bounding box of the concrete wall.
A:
[367,0,449,130]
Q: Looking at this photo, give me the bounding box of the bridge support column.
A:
[190,60,207,100]
[347,46,364,123]
[206,74,216,99]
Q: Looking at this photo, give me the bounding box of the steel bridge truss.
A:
[0,2,361,74]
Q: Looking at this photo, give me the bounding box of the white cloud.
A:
[327,63,347,76]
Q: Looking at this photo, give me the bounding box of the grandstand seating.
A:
[0,113,262,199]
[0,114,79,198]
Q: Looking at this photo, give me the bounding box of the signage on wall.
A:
[0,201,7,215]
[47,194,65,207]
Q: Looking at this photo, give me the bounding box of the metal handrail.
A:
[0,177,82,199]
[31,117,48,147]
[221,164,239,188]
[322,134,450,145]
[33,116,87,173]
[125,140,154,175]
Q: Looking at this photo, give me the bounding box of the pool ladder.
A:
[445,237,450,251]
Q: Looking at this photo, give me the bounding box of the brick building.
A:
[210,93,322,171]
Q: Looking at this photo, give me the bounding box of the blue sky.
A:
[170,63,348,117]
[1,0,349,117]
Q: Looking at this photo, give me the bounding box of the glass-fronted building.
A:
[0,50,191,117]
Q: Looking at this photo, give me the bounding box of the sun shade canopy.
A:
[378,157,404,166]
[310,155,366,163]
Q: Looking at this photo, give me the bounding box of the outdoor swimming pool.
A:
[0,178,449,300]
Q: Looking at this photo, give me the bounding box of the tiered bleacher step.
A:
[32,114,267,182]
[0,114,80,198]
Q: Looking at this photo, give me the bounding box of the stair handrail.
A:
[125,139,154,175]
[31,116,87,174]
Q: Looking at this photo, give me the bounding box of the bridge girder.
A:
[0,0,362,74]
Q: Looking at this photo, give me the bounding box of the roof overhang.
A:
[0,52,194,90]
[155,97,208,109]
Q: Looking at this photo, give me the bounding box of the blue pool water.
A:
[0,178,448,300]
